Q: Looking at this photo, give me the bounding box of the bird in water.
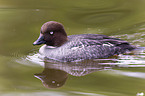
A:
[33,21,136,62]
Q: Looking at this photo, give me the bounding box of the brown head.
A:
[33,21,68,47]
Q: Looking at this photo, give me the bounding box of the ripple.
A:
[16,53,44,67]
[112,22,145,46]
[67,9,130,25]
[109,70,145,79]
[96,48,145,67]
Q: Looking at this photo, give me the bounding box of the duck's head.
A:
[33,21,68,47]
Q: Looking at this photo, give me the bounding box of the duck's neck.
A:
[55,37,68,47]
[46,37,68,47]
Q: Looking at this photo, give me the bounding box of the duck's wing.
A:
[68,34,135,54]
[59,34,136,62]
[61,38,119,61]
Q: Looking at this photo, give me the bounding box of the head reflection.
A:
[34,68,68,88]
[34,59,116,89]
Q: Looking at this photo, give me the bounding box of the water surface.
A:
[0,0,145,96]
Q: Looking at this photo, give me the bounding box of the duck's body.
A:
[33,21,135,62]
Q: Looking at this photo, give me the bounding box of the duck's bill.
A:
[33,34,46,45]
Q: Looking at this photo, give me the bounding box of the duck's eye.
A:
[50,31,54,35]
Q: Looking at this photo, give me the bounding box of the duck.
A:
[33,21,136,62]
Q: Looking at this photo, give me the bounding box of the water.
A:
[0,0,145,96]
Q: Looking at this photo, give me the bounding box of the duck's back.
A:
[68,34,135,51]
[60,34,135,61]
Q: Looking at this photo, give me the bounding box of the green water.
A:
[0,0,145,96]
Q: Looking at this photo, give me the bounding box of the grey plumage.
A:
[39,34,135,62]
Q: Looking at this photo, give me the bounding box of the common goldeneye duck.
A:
[33,21,136,62]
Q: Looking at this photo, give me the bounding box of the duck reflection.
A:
[34,68,68,88]
[34,58,117,89]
